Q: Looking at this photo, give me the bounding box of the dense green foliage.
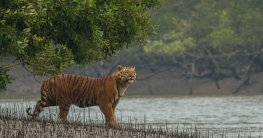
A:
[0,0,165,92]
[3,0,263,93]
[144,0,263,92]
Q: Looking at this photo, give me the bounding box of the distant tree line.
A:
[143,0,263,93]
[2,0,263,94]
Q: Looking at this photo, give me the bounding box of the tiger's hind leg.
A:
[26,94,57,120]
[58,103,71,123]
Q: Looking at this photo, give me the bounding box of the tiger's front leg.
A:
[112,98,120,115]
[99,103,119,128]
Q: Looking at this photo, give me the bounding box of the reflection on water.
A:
[1,94,263,137]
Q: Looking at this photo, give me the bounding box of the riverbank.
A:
[0,117,198,138]
[1,94,262,137]
[6,63,263,95]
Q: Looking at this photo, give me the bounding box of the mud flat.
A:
[0,117,199,138]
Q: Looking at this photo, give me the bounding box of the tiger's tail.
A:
[26,84,48,118]
[26,108,34,116]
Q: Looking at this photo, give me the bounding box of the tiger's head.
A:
[117,65,136,84]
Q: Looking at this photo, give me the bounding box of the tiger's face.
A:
[117,65,136,84]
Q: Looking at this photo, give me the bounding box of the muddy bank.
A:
[0,118,164,138]
[0,118,196,138]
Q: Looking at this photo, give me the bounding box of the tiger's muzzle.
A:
[127,77,136,83]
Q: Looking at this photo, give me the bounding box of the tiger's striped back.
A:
[42,74,117,107]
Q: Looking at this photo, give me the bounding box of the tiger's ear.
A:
[131,66,135,70]
[117,65,123,71]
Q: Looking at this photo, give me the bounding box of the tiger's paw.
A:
[106,122,120,129]
[60,118,71,124]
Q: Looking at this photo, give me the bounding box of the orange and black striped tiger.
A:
[26,65,136,128]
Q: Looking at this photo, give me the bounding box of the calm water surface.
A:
[1,94,263,137]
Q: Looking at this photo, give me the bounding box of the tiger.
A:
[26,65,136,128]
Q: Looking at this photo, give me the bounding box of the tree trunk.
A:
[189,62,195,95]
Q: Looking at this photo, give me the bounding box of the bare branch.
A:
[0,62,22,70]
[185,50,240,59]
[21,64,34,74]
[232,54,258,94]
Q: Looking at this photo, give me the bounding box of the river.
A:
[0,94,263,137]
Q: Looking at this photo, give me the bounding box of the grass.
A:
[0,101,258,138]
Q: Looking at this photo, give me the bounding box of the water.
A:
[1,94,263,137]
